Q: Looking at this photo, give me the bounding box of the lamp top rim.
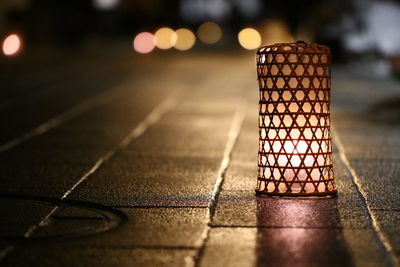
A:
[257,42,330,54]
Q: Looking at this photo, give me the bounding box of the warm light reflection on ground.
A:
[256,198,351,266]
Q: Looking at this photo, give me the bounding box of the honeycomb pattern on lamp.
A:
[256,42,337,197]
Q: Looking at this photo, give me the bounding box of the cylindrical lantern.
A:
[256,41,337,196]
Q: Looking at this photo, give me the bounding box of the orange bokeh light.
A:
[154,27,177,50]
[238,28,261,50]
[197,22,222,44]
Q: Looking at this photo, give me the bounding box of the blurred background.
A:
[1,0,400,76]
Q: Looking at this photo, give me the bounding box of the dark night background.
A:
[1,0,400,74]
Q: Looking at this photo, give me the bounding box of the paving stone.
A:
[3,247,196,267]
[342,229,388,267]
[0,146,109,165]
[348,159,400,210]
[24,87,172,150]
[119,103,237,159]
[372,210,400,256]
[68,100,241,207]
[68,155,220,206]
[0,197,56,237]
[0,65,131,145]
[30,203,123,240]
[0,86,173,197]
[327,77,400,265]
[201,227,353,267]
[1,50,399,266]
[0,162,94,198]
[222,110,258,191]
[130,248,196,267]
[0,51,187,146]
[332,78,400,113]
[40,208,208,248]
[256,227,354,267]
[333,154,357,195]
[216,150,368,229]
[223,162,257,191]
[206,217,384,267]
[199,228,256,267]
[2,207,205,266]
[212,190,367,229]
[333,121,400,160]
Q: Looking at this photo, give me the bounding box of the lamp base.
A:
[255,189,338,198]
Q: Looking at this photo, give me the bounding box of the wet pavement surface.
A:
[0,47,399,266]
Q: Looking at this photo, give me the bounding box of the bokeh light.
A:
[197,22,222,44]
[238,28,261,50]
[154,27,177,50]
[2,34,22,56]
[262,19,293,45]
[133,32,155,54]
[174,28,196,51]
[92,0,120,10]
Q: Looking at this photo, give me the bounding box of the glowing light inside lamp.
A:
[197,22,222,44]
[133,32,155,54]
[174,28,196,51]
[238,28,261,50]
[2,34,21,56]
[154,27,177,50]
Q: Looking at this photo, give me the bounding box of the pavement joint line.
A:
[190,104,248,267]
[110,205,208,209]
[334,130,399,267]
[209,225,344,229]
[0,82,134,153]
[102,245,199,250]
[57,245,199,250]
[0,97,177,262]
[26,245,199,250]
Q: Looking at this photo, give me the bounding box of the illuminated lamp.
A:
[256,41,336,196]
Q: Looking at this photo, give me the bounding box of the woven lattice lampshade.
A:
[256,42,337,196]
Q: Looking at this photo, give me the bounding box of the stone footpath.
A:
[0,50,399,266]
